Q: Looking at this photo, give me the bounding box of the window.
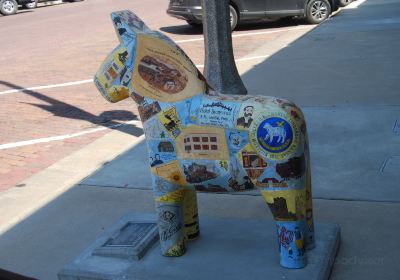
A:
[112,62,120,71]
[108,67,118,79]
[104,72,111,82]
[183,133,220,153]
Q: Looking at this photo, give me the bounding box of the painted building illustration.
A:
[258,177,288,188]
[138,101,161,122]
[103,60,122,83]
[183,162,218,183]
[241,151,267,179]
[138,55,187,94]
[267,197,297,220]
[276,155,305,180]
[158,141,174,152]
[183,133,219,153]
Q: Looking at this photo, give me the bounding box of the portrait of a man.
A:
[151,154,164,167]
[236,105,254,128]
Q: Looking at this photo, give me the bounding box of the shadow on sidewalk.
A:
[0,80,143,137]
[0,267,37,280]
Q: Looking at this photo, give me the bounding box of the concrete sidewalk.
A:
[1,0,400,279]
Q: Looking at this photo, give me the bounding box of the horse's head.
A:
[94,10,208,105]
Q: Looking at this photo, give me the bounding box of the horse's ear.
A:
[111,10,148,48]
[94,10,148,103]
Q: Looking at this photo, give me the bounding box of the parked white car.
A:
[24,0,83,9]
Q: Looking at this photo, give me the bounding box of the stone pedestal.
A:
[58,213,340,280]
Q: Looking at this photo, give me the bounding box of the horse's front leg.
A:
[152,176,187,257]
[304,130,315,249]
[261,188,307,268]
[257,106,312,268]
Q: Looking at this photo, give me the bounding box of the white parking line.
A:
[0,120,141,150]
[196,54,270,68]
[175,26,310,43]
[175,37,204,43]
[0,79,93,95]
[346,0,367,9]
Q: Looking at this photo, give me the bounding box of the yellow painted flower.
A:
[168,171,186,185]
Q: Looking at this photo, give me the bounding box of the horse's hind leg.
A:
[183,186,200,240]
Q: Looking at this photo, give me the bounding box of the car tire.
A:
[186,20,201,27]
[339,0,353,7]
[0,0,17,15]
[230,5,238,31]
[24,0,37,9]
[306,0,331,24]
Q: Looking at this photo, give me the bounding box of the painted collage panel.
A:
[180,159,231,192]
[175,125,229,161]
[147,139,176,167]
[276,220,307,267]
[132,34,206,102]
[94,44,133,103]
[261,188,306,221]
[189,97,241,128]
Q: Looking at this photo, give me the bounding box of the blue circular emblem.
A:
[256,117,293,153]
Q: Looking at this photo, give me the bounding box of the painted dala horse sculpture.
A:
[94,10,315,269]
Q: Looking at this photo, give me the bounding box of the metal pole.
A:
[201,0,247,95]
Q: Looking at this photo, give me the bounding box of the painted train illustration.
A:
[94,10,315,269]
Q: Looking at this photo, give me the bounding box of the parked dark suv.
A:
[167,0,340,30]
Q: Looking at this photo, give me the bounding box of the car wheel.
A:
[339,0,353,7]
[0,0,17,15]
[24,0,37,9]
[306,0,331,24]
[230,5,238,31]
